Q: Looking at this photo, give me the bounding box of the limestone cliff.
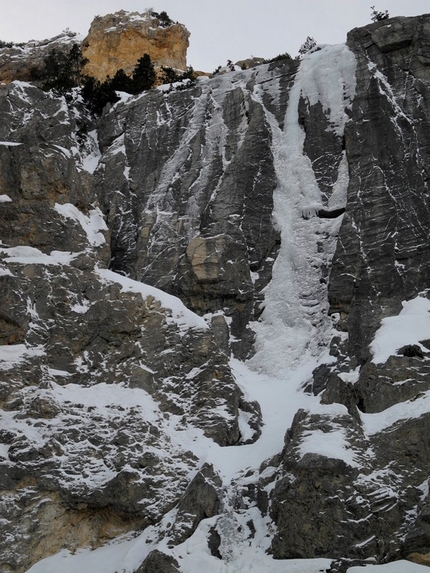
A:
[0,10,190,85]
[2,12,430,573]
[81,11,190,81]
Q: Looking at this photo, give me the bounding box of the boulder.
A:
[135,550,181,573]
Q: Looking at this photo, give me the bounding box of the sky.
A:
[1,0,430,72]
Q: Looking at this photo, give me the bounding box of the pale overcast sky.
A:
[1,1,430,72]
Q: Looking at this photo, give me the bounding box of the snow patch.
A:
[79,129,101,174]
[54,203,107,247]
[70,299,91,314]
[0,194,12,202]
[370,295,430,364]
[347,560,430,572]
[0,344,45,370]
[51,382,159,423]
[0,246,77,265]
[96,268,208,332]
[299,427,359,467]
[300,44,356,136]
[361,390,430,435]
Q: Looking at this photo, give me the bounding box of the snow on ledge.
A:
[0,141,22,146]
[96,268,208,332]
[361,389,430,436]
[0,246,77,265]
[299,427,360,467]
[0,194,12,202]
[54,203,107,247]
[370,295,430,364]
[0,344,45,370]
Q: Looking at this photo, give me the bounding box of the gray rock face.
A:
[2,12,430,573]
[135,550,181,573]
[170,463,222,544]
[96,73,282,358]
[329,15,430,363]
[0,82,261,572]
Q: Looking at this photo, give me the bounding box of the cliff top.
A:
[0,9,190,84]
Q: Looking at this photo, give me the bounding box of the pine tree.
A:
[158,11,172,27]
[298,36,317,57]
[370,6,389,22]
[110,68,134,93]
[131,54,156,94]
[81,76,119,115]
[42,43,86,95]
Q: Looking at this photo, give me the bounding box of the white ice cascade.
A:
[250,44,357,378]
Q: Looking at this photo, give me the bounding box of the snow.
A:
[299,427,359,467]
[0,266,13,276]
[339,367,361,384]
[158,357,321,483]
[96,268,208,332]
[174,514,332,573]
[0,246,77,265]
[53,144,71,158]
[25,516,333,573]
[299,44,356,136]
[0,344,45,370]
[0,194,12,202]
[361,389,430,435]
[250,44,355,377]
[0,141,22,146]
[25,541,147,573]
[370,295,430,363]
[54,203,107,247]
[70,299,91,314]
[50,382,160,424]
[347,561,430,572]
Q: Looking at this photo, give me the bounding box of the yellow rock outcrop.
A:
[81,10,190,81]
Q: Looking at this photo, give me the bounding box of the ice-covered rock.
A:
[2,12,430,573]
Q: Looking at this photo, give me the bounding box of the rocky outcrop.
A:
[136,550,181,573]
[0,81,260,572]
[81,11,190,81]
[170,463,222,544]
[329,14,430,363]
[95,65,290,358]
[0,31,79,84]
[0,10,190,86]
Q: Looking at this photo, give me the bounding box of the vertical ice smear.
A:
[250,44,356,377]
[80,129,102,174]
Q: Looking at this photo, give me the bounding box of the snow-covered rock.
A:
[2,12,430,573]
